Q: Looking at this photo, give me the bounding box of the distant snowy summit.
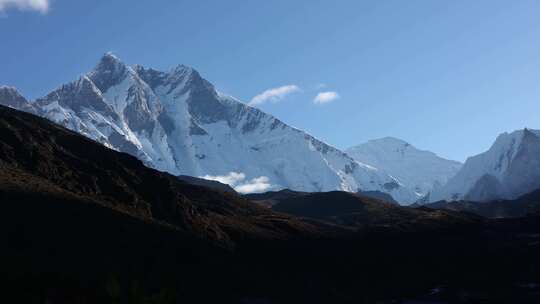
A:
[0,53,419,203]
[5,54,536,205]
[346,137,462,200]
[431,128,540,202]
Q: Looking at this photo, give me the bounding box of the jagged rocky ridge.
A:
[431,128,540,202]
[0,53,418,203]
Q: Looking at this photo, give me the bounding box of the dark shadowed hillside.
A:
[0,105,321,246]
[265,191,478,229]
[2,105,540,303]
[424,189,540,218]
[272,191,415,224]
[177,175,237,193]
[244,189,309,207]
[245,189,398,207]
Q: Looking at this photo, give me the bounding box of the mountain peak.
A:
[368,137,411,148]
[488,128,540,162]
[171,64,193,74]
[431,127,540,202]
[346,137,462,199]
[132,63,203,92]
[522,128,538,140]
[0,85,35,113]
[94,52,126,73]
[0,54,421,204]
[0,86,25,104]
[0,85,22,95]
[169,64,207,86]
[102,51,122,64]
[347,137,415,155]
[169,64,199,86]
[88,52,129,93]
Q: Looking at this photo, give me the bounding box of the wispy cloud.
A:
[201,172,246,186]
[0,0,49,13]
[313,91,339,104]
[201,172,273,194]
[234,176,272,194]
[249,85,300,106]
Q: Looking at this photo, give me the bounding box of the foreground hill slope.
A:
[425,188,540,218]
[0,105,319,245]
[2,105,540,302]
[246,190,478,229]
[272,191,424,224]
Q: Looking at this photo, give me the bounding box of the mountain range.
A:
[0,53,421,203]
[431,128,540,202]
[4,102,540,303]
[346,137,462,198]
[2,57,540,302]
[2,53,540,206]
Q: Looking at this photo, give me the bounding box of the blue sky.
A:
[1,0,540,162]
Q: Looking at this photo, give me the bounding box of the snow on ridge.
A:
[347,137,462,199]
[0,53,420,203]
[220,91,356,163]
[430,128,540,202]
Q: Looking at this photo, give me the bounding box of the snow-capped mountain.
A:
[0,86,36,113]
[346,137,462,200]
[0,53,419,203]
[430,128,540,202]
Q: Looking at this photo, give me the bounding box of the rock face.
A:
[0,53,418,203]
[431,129,540,202]
[0,85,36,113]
[346,137,462,203]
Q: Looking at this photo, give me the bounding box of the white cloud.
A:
[201,172,272,194]
[313,91,339,104]
[234,176,272,194]
[201,171,246,185]
[249,85,300,106]
[0,0,49,13]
